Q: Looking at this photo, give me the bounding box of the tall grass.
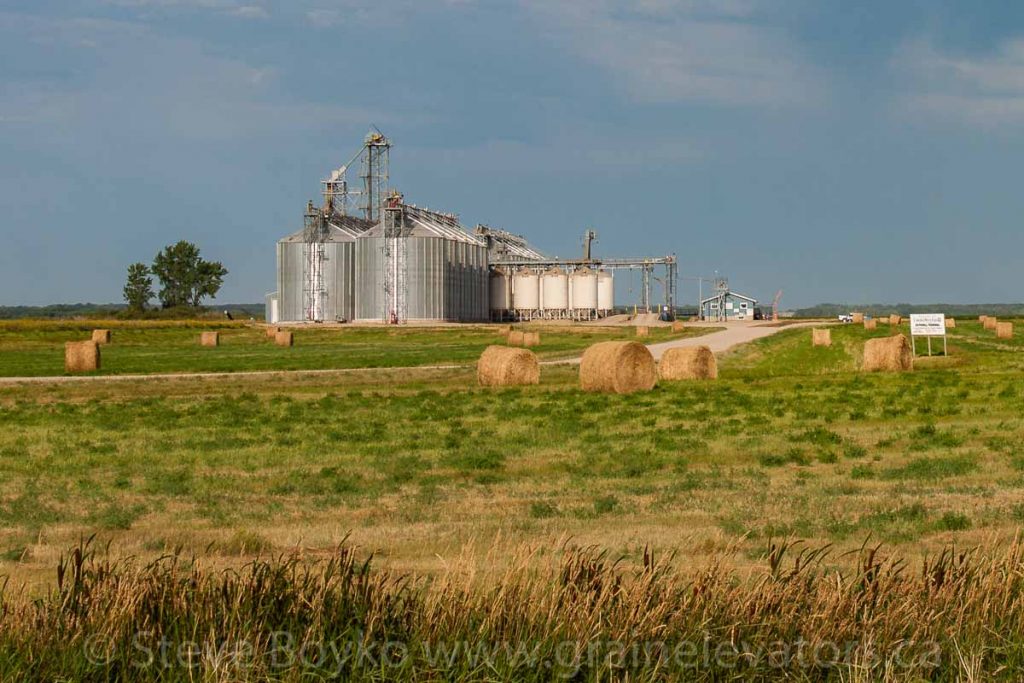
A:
[2,538,1023,680]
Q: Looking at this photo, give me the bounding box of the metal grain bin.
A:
[275,216,371,322]
[541,268,569,311]
[597,270,615,312]
[354,204,489,322]
[570,268,598,310]
[489,268,511,313]
[512,269,540,311]
[265,292,279,323]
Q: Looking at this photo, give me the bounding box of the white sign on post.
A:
[910,314,946,337]
[909,314,947,356]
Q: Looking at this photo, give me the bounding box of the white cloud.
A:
[305,8,342,27]
[894,37,1024,126]
[0,14,373,139]
[228,5,269,19]
[525,0,820,107]
[101,0,268,19]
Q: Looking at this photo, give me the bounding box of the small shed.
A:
[701,290,758,321]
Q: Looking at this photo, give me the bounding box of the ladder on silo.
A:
[382,203,407,324]
[302,202,327,322]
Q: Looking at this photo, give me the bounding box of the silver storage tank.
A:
[276,221,361,323]
[265,292,280,324]
[540,267,568,311]
[355,222,489,322]
[597,270,614,312]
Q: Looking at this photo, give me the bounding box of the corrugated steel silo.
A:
[354,205,489,322]
[276,216,370,322]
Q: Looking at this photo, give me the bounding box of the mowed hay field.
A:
[0,319,1021,578]
[2,319,1024,678]
[0,320,704,377]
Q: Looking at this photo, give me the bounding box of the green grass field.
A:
[0,320,704,376]
[0,318,1020,576]
[1,318,1023,679]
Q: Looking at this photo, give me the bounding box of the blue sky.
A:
[2,0,1024,308]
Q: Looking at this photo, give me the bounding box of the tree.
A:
[122,262,154,313]
[150,241,228,309]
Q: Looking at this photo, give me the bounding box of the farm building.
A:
[267,131,679,324]
[701,279,758,321]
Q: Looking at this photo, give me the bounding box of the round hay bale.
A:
[265,326,281,339]
[863,334,913,372]
[477,345,540,387]
[671,321,685,332]
[65,341,100,373]
[997,321,1013,339]
[979,315,988,323]
[889,315,902,326]
[945,318,956,329]
[274,330,293,347]
[91,329,111,344]
[863,319,877,330]
[200,331,220,347]
[523,331,540,347]
[659,346,717,381]
[579,341,657,394]
[496,325,512,335]
[984,317,998,331]
[507,330,525,346]
[812,328,832,347]
[635,326,650,337]
[851,312,864,324]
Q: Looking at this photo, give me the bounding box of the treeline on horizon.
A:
[0,303,266,320]
[793,303,1024,318]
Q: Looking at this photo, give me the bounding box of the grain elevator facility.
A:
[267,131,678,324]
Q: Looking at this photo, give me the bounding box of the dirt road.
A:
[644,321,817,360]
